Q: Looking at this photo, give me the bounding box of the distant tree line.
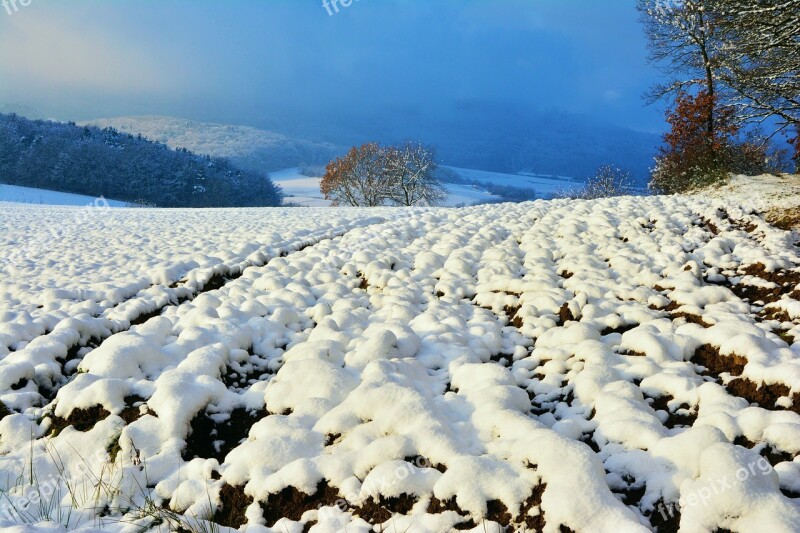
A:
[434,167,539,203]
[638,0,799,193]
[0,114,283,207]
[321,142,446,206]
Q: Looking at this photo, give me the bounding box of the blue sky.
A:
[0,0,665,134]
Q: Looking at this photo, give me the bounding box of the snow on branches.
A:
[321,142,445,207]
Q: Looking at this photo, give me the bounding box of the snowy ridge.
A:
[0,191,799,532]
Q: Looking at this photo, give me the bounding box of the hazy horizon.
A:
[0,0,666,139]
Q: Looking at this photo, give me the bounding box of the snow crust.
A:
[1,185,800,532]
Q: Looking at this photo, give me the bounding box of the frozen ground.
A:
[273,168,500,207]
[0,184,127,207]
[1,178,800,532]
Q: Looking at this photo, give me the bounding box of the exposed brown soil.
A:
[129,307,166,327]
[619,350,646,357]
[726,263,800,305]
[580,432,601,453]
[600,323,639,336]
[260,481,343,526]
[648,500,681,533]
[530,389,576,417]
[502,484,547,532]
[336,484,551,532]
[607,471,684,531]
[763,308,793,323]
[200,272,232,292]
[355,494,418,525]
[558,303,575,325]
[61,338,101,367]
[221,352,275,392]
[648,395,697,429]
[726,378,800,415]
[404,455,447,473]
[559,270,574,280]
[767,206,800,231]
[504,304,524,328]
[357,271,370,290]
[613,480,646,507]
[669,311,712,328]
[730,219,759,233]
[213,484,253,529]
[782,488,800,499]
[10,378,29,390]
[428,496,476,529]
[0,401,10,421]
[47,404,111,436]
[119,395,149,425]
[183,407,267,462]
[733,436,795,467]
[692,344,747,378]
[774,328,795,344]
[700,217,720,236]
[489,353,513,367]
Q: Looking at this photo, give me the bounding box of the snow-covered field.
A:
[0,184,127,207]
[1,182,800,532]
[444,167,583,197]
[273,168,500,207]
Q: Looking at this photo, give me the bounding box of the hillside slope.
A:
[0,184,799,531]
[0,114,283,208]
[85,116,344,173]
[699,174,800,232]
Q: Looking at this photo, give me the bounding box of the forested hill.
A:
[0,114,283,208]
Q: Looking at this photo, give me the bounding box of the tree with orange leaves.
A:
[321,142,446,207]
[650,90,777,193]
[320,143,394,206]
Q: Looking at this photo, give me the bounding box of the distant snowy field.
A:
[1,184,800,532]
[0,183,127,207]
[273,167,501,207]
[443,166,583,197]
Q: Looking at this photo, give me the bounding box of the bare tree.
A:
[320,142,447,207]
[639,0,800,142]
[555,165,634,199]
[637,0,723,138]
[384,142,446,206]
[582,165,634,199]
[320,143,393,206]
[711,0,800,136]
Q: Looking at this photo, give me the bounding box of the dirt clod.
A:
[183,407,267,462]
[214,484,253,529]
[48,405,111,436]
[692,344,747,378]
[727,378,800,415]
[260,482,342,527]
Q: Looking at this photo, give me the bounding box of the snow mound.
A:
[1,190,800,532]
